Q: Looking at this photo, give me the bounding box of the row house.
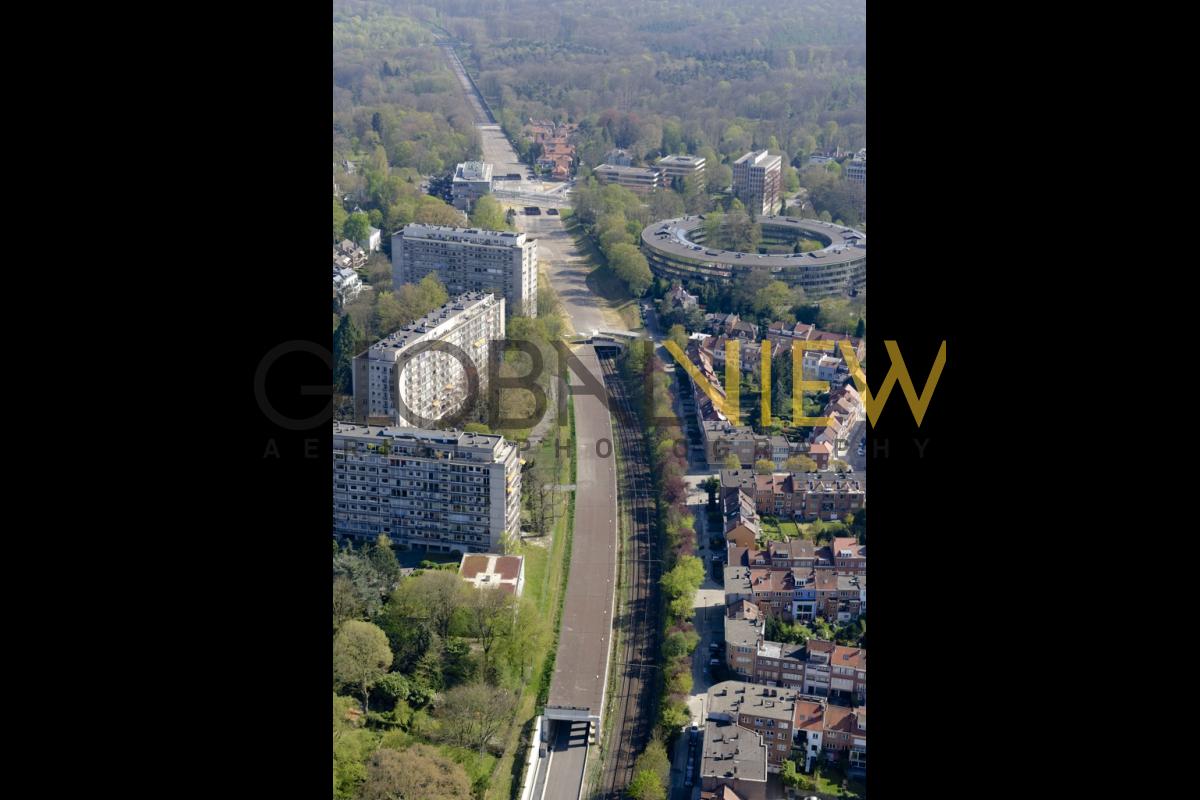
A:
[721,469,866,522]
[703,678,865,787]
[735,538,866,578]
[724,604,867,704]
[706,335,780,376]
[722,488,761,549]
[822,704,867,774]
[723,557,865,624]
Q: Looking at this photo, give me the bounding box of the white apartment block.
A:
[332,423,522,553]
[733,150,783,216]
[393,225,537,318]
[352,292,504,427]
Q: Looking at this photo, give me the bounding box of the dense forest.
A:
[393,0,866,168]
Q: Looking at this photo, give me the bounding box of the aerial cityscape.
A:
[332,2,867,798]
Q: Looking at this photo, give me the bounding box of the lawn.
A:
[486,400,576,800]
[760,517,801,542]
[809,764,866,798]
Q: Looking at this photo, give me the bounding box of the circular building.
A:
[640,215,866,297]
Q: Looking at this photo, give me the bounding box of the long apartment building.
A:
[724,602,867,704]
[393,224,537,318]
[332,423,522,553]
[732,150,782,216]
[592,163,662,194]
[352,292,504,427]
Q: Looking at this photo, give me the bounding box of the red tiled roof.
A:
[460,554,489,578]
[793,700,826,731]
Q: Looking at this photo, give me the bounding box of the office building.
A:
[352,292,504,426]
[732,150,782,216]
[451,161,494,210]
[332,423,522,553]
[593,163,662,194]
[392,225,537,317]
[656,154,707,188]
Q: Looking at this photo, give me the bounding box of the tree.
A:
[439,682,517,755]
[333,575,365,630]
[608,242,653,296]
[334,694,374,799]
[368,534,401,588]
[464,586,516,678]
[343,211,371,244]
[362,745,471,800]
[390,569,467,640]
[724,453,742,470]
[469,194,509,231]
[785,455,818,473]
[627,770,666,800]
[754,459,776,474]
[333,197,349,243]
[333,314,364,396]
[667,323,689,352]
[663,629,699,660]
[855,317,865,338]
[634,738,672,787]
[333,620,393,712]
[781,758,815,790]
[832,459,851,472]
[700,475,721,505]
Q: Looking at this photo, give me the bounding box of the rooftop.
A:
[594,163,661,178]
[700,719,767,784]
[396,224,526,247]
[657,154,707,167]
[708,680,801,723]
[459,553,524,595]
[364,292,498,358]
[643,214,865,269]
[454,161,493,182]
[331,422,511,455]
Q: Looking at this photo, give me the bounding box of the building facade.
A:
[451,161,494,210]
[732,151,782,216]
[352,292,504,427]
[593,163,662,193]
[724,608,867,705]
[656,154,707,189]
[393,224,537,317]
[332,424,522,553]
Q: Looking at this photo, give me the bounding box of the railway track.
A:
[596,352,661,799]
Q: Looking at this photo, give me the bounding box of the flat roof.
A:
[700,719,767,784]
[546,346,618,718]
[642,215,866,270]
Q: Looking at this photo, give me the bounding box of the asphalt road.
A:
[517,212,632,337]
[541,720,589,800]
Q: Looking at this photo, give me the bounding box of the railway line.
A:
[595,351,662,799]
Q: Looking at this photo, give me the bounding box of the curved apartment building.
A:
[640,215,866,297]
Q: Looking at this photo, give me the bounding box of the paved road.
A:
[517,212,632,337]
[541,720,589,800]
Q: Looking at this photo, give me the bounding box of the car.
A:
[709,658,721,666]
